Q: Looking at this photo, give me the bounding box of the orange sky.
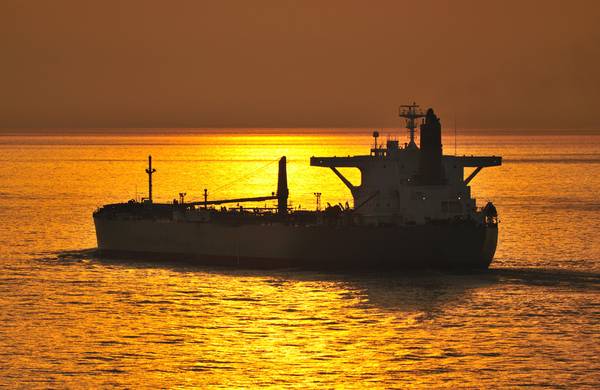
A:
[1,0,599,130]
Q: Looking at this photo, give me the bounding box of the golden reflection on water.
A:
[0,132,599,387]
[4,260,598,388]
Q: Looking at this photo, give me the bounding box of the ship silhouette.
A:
[94,104,501,269]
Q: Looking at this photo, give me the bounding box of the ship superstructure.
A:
[94,104,502,269]
[311,104,501,225]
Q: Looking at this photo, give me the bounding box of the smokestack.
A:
[419,109,443,185]
[277,156,289,215]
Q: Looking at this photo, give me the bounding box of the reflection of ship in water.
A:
[94,103,502,269]
[52,248,600,313]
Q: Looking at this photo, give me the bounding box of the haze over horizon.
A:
[1,0,599,131]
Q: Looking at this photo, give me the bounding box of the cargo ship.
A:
[94,104,502,269]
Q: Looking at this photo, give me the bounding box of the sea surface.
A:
[0,131,598,388]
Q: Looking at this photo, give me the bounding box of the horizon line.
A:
[1,126,600,135]
[1,129,599,138]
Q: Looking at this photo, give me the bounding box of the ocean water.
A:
[0,131,598,388]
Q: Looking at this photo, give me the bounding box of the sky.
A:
[1,0,599,130]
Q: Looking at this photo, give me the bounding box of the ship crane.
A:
[141,156,289,215]
[145,155,156,203]
[187,157,289,215]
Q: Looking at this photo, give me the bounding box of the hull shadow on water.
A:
[40,248,600,311]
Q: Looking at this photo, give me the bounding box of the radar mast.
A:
[399,102,426,149]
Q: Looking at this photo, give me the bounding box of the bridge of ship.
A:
[309,154,502,192]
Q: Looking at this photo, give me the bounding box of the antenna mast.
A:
[453,114,457,156]
[314,192,322,211]
[399,102,426,149]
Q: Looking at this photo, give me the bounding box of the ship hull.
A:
[94,217,498,269]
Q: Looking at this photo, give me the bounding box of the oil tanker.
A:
[94,104,501,269]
